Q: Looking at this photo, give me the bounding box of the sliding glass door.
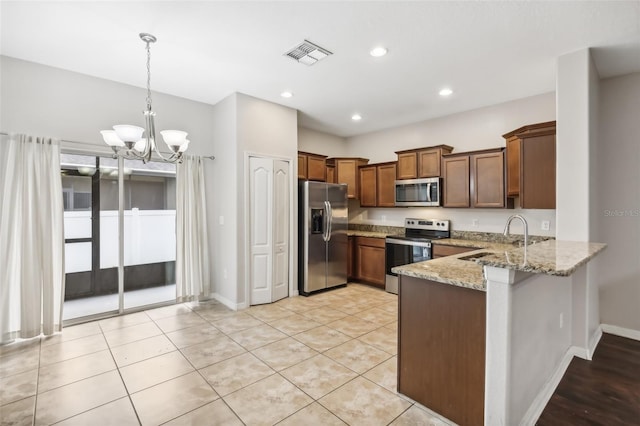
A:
[61,153,177,321]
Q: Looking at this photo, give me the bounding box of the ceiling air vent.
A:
[284,40,333,66]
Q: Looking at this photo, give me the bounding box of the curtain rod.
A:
[0,132,215,160]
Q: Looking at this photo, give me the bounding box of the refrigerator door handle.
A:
[326,201,333,242]
[323,201,330,242]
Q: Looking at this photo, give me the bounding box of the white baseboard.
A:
[601,324,640,341]
[212,293,242,311]
[587,326,603,360]
[520,346,580,426]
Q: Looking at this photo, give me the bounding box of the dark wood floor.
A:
[537,333,640,425]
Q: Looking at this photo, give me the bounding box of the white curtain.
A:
[0,133,65,344]
[176,155,210,302]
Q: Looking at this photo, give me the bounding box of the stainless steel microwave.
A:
[395,177,441,207]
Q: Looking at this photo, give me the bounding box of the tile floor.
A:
[0,284,454,426]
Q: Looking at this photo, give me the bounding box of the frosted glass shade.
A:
[160,130,188,148]
[134,138,155,152]
[100,130,125,147]
[113,125,145,143]
[178,140,190,153]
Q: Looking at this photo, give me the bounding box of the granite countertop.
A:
[347,230,399,238]
[392,239,606,291]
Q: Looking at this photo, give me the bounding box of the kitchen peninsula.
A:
[393,239,606,426]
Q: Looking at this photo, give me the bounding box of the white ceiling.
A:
[1,1,639,137]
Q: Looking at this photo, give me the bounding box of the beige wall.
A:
[596,72,640,332]
[298,127,348,158]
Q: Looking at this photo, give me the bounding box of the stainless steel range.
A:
[385,218,450,294]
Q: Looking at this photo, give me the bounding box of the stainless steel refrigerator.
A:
[298,181,348,295]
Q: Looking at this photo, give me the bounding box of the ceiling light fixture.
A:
[280,91,293,98]
[370,46,388,57]
[100,33,188,163]
[351,114,362,121]
[439,88,453,97]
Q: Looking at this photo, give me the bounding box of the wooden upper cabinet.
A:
[359,165,377,207]
[442,154,470,208]
[298,151,327,181]
[443,148,512,209]
[396,145,454,179]
[377,162,397,207]
[396,152,418,180]
[327,157,369,199]
[503,121,556,209]
[326,165,336,183]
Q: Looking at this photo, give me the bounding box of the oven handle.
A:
[386,238,432,248]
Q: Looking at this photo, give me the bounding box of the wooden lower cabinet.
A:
[398,275,486,426]
[347,236,355,280]
[354,236,385,287]
[431,244,476,259]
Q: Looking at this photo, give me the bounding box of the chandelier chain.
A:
[146,41,152,110]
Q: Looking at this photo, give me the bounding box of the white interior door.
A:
[272,160,289,302]
[249,157,273,305]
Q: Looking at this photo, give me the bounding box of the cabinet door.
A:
[442,156,470,208]
[505,137,520,197]
[418,149,441,177]
[432,244,476,258]
[359,166,377,207]
[356,240,386,287]
[521,134,556,209]
[471,151,505,208]
[297,154,307,179]
[337,160,358,199]
[326,165,336,183]
[307,155,326,181]
[397,153,417,180]
[377,163,397,207]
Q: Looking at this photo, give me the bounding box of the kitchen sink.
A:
[458,252,492,261]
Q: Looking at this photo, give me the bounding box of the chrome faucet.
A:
[503,214,529,247]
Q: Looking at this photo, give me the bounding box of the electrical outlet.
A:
[559,312,564,329]
[541,220,550,231]
[472,219,479,227]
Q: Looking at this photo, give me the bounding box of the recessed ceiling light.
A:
[370,46,388,57]
[280,91,293,98]
[351,114,362,121]
[439,88,453,97]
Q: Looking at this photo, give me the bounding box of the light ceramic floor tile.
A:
[110,334,176,367]
[326,316,380,338]
[38,334,107,366]
[144,304,193,320]
[389,404,453,426]
[385,321,398,331]
[0,395,35,426]
[319,377,411,426]
[119,350,194,393]
[130,371,218,425]
[251,337,318,371]
[40,321,102,347]
[358,326,398,355]
[0,338,40,358]
[268,313,321,336]
[227,324,287,351]
[293,326,351,352]
[165,324,222,349]
[363,356,398,393]
[54,396,139,426]
[223,374,312,426]
[199,352,274,396]
[98,311,151,332]
[38,349,116,393]
[180,335,246,369]
[0,348,40,379]
[280,354,358,400]
[274,296,328,313]
[212,314,264,334]
[277,402,346,426]
[186,299,223,311]
[301,307,349,324]
[153,312,208,333]
[330,300,382,315]
[103,321,162,347]
[196,307,239,322]
[34,370,127,426]
[0,368,38,406]
[245,304,295,322]
[377,301,399,314]
[163,399,243,426]
[354,307,397,326]
[323,339,391,374]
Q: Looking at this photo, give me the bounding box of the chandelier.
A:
[100,33,188,163]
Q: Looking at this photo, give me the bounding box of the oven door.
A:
[385,238,432,294]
